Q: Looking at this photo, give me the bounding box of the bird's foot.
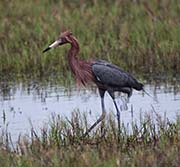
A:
[119,97,128,111]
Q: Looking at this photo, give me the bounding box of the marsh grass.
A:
[0,112,180,167]
[0,0,179,81]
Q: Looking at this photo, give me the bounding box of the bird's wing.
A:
[92,59,142,89]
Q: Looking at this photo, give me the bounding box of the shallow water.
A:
[0,82,180,143]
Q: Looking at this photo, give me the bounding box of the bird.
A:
[43,31,143,137]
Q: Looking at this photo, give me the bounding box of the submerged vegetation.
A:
[0,0,179,81]
[0,112,180,167]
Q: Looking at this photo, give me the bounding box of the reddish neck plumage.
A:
[67,36,94,85]
[67,36,80,75]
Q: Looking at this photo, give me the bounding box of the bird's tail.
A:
[142,88,158,103]
[134,82,144,91]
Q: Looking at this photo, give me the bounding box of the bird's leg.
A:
[113,99,121,143]
[100,95,106,135]
[108,91,121,143]
[83,89,106,137]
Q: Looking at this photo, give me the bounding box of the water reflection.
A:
[0,81,180,143]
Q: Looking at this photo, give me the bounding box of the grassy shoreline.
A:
[0,112,180,167]
[0,0,179,80]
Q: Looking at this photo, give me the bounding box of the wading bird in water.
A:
[43,31,143,137]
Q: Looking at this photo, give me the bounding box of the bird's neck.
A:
[67,38,81,75]
[67,37,94,85]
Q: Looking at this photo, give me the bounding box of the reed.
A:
[0,112,180,167]
[0,0,179,81]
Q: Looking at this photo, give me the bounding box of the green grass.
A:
[0,112,180,167]
[0,0,179,81]
[0,1,179,166]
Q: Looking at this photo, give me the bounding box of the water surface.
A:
[0,82,180,143]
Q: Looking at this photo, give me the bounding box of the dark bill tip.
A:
[43,47,51,53]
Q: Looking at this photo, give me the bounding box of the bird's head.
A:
[43,31,74,53]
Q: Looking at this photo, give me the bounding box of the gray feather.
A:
[92,59,143,90]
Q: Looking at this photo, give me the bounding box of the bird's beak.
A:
[43,39,62,53]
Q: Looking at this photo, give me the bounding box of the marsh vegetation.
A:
[0,0,179,81]
[0,0,180,166]
[0,112,180,167]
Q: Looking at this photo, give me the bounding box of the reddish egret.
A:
[43,31,143,136]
